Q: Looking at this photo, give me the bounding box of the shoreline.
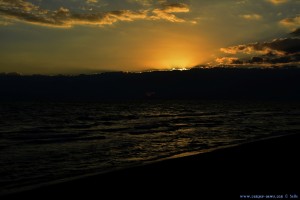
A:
[2,133,299,199]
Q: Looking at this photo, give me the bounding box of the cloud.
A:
[86,0,98,3]
[220,45,256,54]
[240,14,262,20]
[0,0,191,28]
[0,4,147,27]
[219,36,300,65]
[280,16,300,30]
[151,3,189,23]
[220,38,300,56]
[291,28,300,37]
[215,57,240,65]
[266,0,289,4]
[0,0,55,26]
[0,0,40,12]
[159,3,190,13]
[68,10,149,27]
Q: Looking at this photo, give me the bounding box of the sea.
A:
[0,100,299,194]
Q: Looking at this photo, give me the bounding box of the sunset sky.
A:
[0,0,299,74]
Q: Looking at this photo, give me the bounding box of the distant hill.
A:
[1,67,300,101]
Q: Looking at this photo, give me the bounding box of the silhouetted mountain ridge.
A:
[1,67,299,101]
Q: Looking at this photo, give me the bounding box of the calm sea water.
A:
[0,100,299,194]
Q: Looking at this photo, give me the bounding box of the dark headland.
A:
[2,133,299,199]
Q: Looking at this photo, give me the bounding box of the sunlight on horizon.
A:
[139,37,210,71]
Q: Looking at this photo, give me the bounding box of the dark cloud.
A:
[262,38,300,54]
[249,57,264,64]
[0,0,39,12]
[221,38,300,56]
[0,0,191,27]
[291,28,300,37]
[218,33,300,65]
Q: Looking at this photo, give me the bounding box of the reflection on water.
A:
[0,100,299,193]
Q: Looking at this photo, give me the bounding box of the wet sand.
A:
[3,133,300,199]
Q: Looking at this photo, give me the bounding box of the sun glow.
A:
[138,32,215,71]
[144,46,201,70]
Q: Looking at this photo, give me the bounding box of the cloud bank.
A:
[280,16,300,30]
[217,29,300,66]
[0,0,191,28]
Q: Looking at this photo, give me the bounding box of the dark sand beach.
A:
[3,133,299,199]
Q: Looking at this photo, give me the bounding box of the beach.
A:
[2,133,299,199]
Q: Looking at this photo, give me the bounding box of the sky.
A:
[0,0,299,74]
